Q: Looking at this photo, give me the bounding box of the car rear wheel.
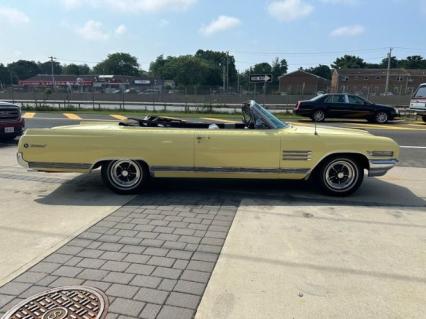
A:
[375,111,388,124]
[102,160,148,194]
[312,110,326,122]
[314,156,364,196]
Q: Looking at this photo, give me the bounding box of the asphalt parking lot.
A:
[0,113,425,318]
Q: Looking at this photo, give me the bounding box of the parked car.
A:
[294,93,400,123]
[17,101,399,196]
[0,102,25,140]
[409,83,426,122]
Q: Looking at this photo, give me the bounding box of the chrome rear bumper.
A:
[368,159,398,177]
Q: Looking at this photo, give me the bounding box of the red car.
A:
[0,102,25,140]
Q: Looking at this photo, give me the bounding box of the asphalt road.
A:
[9,112,426,168]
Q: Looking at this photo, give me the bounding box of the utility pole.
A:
[226,51,229,92]
[384,48,393,94]
[222,63,226,92]
[237,71,240,94]
[49,56,57,89]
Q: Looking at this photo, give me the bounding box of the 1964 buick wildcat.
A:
[17,101,399,196]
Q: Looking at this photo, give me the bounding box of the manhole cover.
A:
[1,286,108,319]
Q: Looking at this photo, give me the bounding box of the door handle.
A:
[196,136,210,141]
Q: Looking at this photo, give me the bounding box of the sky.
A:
[0,0,426,72]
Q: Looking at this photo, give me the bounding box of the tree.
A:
[251,62,272,74]
[38,61,63,75]
[365,63,381,69]
[380,56,399,68]
[63,64,91,75]
[94,52,140,76]
[0,64,10,87]
[305,64,332,80]
[271,57,288,85]
[400,55,426,69]
[150,55,213,87]
[331,55,366,69]
[195,50,238,87]
[7,60,40,82]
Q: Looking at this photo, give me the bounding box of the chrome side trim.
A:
[368,159,398,177]
[28,162,92,170]
[151,166,310,175]
[282,150,312,161]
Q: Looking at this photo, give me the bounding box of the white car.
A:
[410,83,426,122]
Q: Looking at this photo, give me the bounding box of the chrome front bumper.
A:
[17,152,29,169]
[368,159,398,177]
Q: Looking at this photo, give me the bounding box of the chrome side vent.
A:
[282,150,312,161]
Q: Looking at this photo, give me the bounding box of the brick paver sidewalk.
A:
[0,193,239,319]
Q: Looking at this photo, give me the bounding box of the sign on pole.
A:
[250,74,272,83]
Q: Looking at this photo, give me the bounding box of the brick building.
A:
[18,74,168,93]
[279,70,330,95]
[331,68,426,96]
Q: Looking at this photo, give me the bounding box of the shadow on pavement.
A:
[34,172,135,206]
[35,171,426,208]
[0,139,18,147]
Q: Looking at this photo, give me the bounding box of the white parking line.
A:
[401,146,426,149]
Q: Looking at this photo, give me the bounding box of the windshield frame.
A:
[414,85,426,98]
[248,101,288,129]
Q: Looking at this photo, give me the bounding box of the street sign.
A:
[250,74,272,83]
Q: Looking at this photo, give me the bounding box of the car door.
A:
[347,95,371,118]
[126,127,195,178]
[325,94,349,117]
[194,128,281,179]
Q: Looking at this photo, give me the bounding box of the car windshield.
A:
[414,86,426,98]
[251,102,287,129]
[309,94,325,101]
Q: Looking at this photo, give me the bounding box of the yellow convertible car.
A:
[17,101,399,196]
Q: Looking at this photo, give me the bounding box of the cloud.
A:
[61,0,197,12]
[115,24,127,36]
[199,15,241,36]
[76,20,109,41]
[0,6,30,25]
[268,0,314,22]
[330,24,365,37]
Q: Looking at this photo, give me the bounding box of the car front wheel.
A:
[312,110,326,122]
[102,160,147,194]
[375,111,388,124]
[314,156,364,196]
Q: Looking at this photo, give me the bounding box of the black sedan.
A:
[294,94,399,123]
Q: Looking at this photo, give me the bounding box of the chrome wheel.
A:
[109,160,142,190]
[375,112,388,124]
[324,159,358,192]
[312,110,325,122]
